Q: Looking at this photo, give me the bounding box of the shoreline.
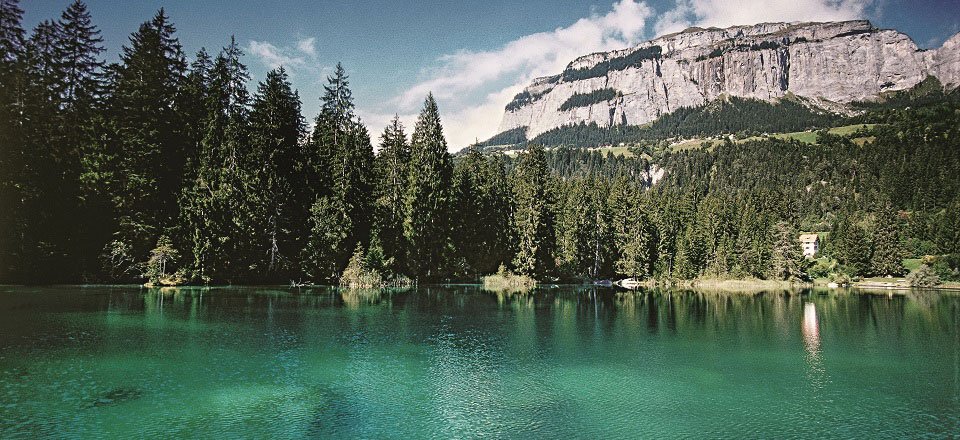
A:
[3,279,960,295]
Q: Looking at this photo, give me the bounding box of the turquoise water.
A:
[1,286,958,438]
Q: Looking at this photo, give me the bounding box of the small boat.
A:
[592,279,613,287]
[616,278,643,289]
[290,280,314,288]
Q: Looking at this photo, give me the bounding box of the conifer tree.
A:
[510,145,554,277]
[96,9,186,269]
[181,37,252,282]
[58,1,103,112]
[871,208,904,276]
[611,182,655,279]
[304,195,352,282]
[177,48,213,176]
[248,67,305,275]
[832,215,872,276]
[13,20,73,279]
[452,148,512,277]
[768,221,805,280]
[404,93,453,280]
[0,0,26,280]
[374,116,410,272]
[555,179,590,277]
[303,63,374,280]
[58,1,106,277]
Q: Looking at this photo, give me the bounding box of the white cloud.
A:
[247,40,307,70]
[296,37,317,57]
[653,0,873,36]
[380,0,654,150]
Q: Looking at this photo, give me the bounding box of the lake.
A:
[1,285,958,438]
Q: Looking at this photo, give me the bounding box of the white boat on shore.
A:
[616,278,644,289]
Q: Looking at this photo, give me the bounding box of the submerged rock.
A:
[90,386,144,408]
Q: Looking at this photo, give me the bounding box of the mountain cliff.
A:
[497,20,960,140]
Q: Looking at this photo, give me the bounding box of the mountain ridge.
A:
[495,20,960,142]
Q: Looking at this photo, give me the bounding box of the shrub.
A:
[482,264,537,292]
[906,264,941,288]
[340,245,383,289]
[808,258,836,279]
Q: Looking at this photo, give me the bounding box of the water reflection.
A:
[802,302,820,355]
[340,289,384,308]
[3,286,960,438]
[802,301,828,394]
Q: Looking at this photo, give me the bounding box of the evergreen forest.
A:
[2,1,959,286]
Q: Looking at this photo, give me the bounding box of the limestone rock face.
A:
[498,21,960,139]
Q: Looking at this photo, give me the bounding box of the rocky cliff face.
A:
[498,21,960,139]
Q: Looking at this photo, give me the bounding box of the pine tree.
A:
[177,48,213,177]
[404,93,453,281]
[451,148,512,278]
[871,207,904,276]
[832,215,872,276]
[554,179,587,277]
[768,221,805,280]
[307,62,354,197]
[304,195,352,282]
[57,0,105,278]
[0,1,24,70]
[303,63,374,279]
[57,1,103,112]
[248,67,305,275]
[610,181,655,279]
[510,145,554,277]
[0,0,25,280]
[97,9,186,270]
[585,178,613,278]
[13,19,73,280]
[374,116,410,273]
[181,37,251,282]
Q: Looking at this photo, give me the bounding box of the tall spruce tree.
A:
[610,180,655,279]
[181,37,251,282]
[768,221,805,280]
[303,63,374,281]
[871,207,904,276]
[374,116,410,273]
[248,67,305,276]
[98,8,186,275]
[510,145,554,277]
[58,1,105,278]
[452,148,512,278]
[177,48,213,178]
[0,0,25,280]
[404,93,453,281]
[58,1,103,112]
[832,215,872,276]
[14,19,73,280]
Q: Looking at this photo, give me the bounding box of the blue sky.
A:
[23,0,960,149]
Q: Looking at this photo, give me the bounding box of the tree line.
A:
[2,1,958,286]
[0,1,454,284]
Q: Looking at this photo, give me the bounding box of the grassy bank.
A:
[482,267,537,292]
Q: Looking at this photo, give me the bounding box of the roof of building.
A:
[799,233,819,243]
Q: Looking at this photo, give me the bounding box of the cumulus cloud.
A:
[296,37,317,57]
[246,37,329,79]
[247,40,307,70]
[376,0,653,149]
[653,0,874,36]
[372,0,876,150]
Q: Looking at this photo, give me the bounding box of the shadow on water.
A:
[87,386,145,408]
